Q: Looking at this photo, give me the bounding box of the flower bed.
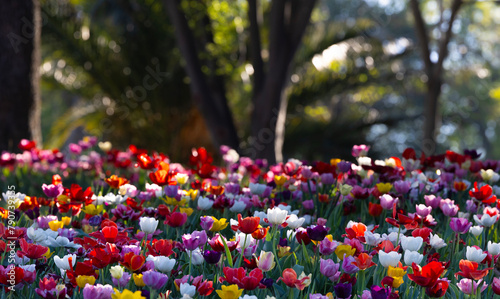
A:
[1,139,500,299]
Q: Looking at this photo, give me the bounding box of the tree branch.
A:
[247,0,265,95]
[435,0,463,77]
[409,0,433,75]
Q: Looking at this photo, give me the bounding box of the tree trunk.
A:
[163,0,240,151]
[422,77,441,156]
[0,0,42,152]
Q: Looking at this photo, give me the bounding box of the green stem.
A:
[236,234,248,268]
[272,226,283,274]
[219,233,233,267]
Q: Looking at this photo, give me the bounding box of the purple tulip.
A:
[415,204,432,218]
[371,285,390,299]
[334,282,352,299]
[450,217,472,234]
[307,225,328,241]
[320,173,335,185]
[337,161,352,173]
[203,250,222,264]
[440,199,459,217]
[200,216,214,231]
[142,270,168,289]
[319,238,339,256]
[42,184,64,198]
[182,230,208,251]
[425,195,441,209]
[379,194,398,210]
[394,180,411,195]
[342,254,359,274]
[112,272,131,288]
[82,284,113,299]
[320,258,340,282]
[164,185,179,198]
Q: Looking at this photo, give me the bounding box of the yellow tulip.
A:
[175,173,189,185]
[109,265,124,279]
[277,245,292,258]
[48,220,64,231]
[179,207,194,216]
[76,275,96,288]
[187,189,198,200]
[376,183,392,194]
[62,216,71,226]
[334,244,356,260]
[112,288,146,299]
[133,273,145,287]
[216,284,243,299]
[57,194,69,204]
[387,265,406,278]
[274,175,287,186]
[330,158,341,166]
[82,204,103,216]
[210,217,228,232]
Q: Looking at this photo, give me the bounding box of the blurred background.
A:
[2,0,500,163]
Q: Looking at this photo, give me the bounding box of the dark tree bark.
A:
[163,0,240,151]
[248,0,317,163]
[164,0,317,163]
[410,0,462,155]
[0,0,42,152]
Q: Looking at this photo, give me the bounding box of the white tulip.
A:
[378,250,401,268]
[474,214,498,227]
[229,200,246,213]
[466,246,487,263]
[286,214,305,229]
[267,207,288,225]
[197,197,214,210]
[469,226,484,237]
[404,250,423,266]
[401,236,423,252]
[429,233,447,249]
[147,255,176,273]
[54,254,77,270]
[139,217,159,234]
[488,241,500,256]
[180,283,196,297]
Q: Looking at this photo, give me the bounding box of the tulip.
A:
[216,284,243,299]
[341,254,359,274]
[488,241,500,256]
[139,217,159,234]
[400,236,423,251]
[54,254,76,271]
[456,278,488,295]
[76,275,96,288]
[257,251,276,272]
[286,214,305,229]
[82,284,113,299]
[415,204,432,217]
[492,277,500,295]
[466,246,486,263]
[267,207,288,226]
[378,250,401,268]
[469,226,483,237]
[379,194,398,210]
[404,250,423,266]
[203,250,222,264]
[319,238,339,256]
[429,233,447,249]
[320,258,341,282]
[111,288,145,299]
[146,255,176,273]
[474,213,499,227]
[109,265,124,279]
[424,194,441,209]
[142,270,168,289]
[198,197,214,210]
[180,283,196,298]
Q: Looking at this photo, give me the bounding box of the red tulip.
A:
[407,261,445,287]
[219,267,263,290]
[18,238,48,260]
[469,182,496,204]
[426,279,449,298]
[237,214,260,235]
[277,268,311,290]
[121,252,146,272]
[455,259,491,280]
